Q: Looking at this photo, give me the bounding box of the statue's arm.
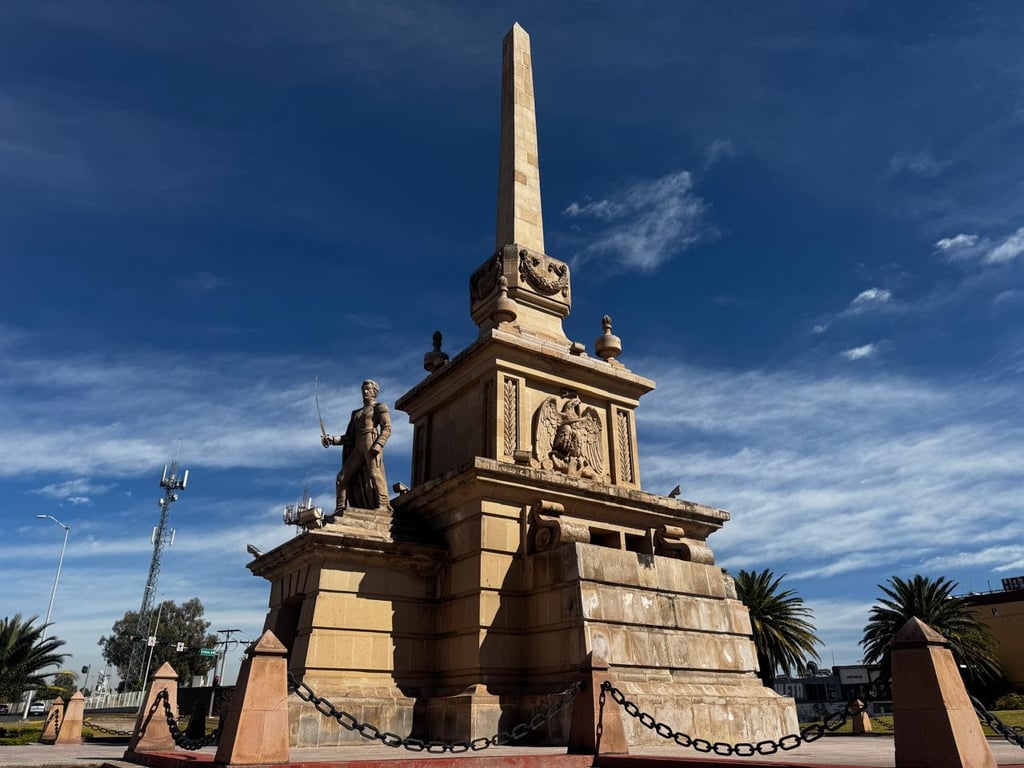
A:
[322,431,350,448]
[373,404,392,452]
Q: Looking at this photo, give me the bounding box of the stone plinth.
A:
[568,654,627,755]
[38,697,63,744]
[892,618,996,768]
[127,662,178,754]
[249,528,447,746]
[214,630,289,765]
[397,329,653,492]
[54,691,84,744]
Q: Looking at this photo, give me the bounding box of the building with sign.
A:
[774,665,891,721]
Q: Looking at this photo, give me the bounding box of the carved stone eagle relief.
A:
[532,391,604,479]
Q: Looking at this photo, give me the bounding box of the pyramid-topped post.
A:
[496,22,544,254]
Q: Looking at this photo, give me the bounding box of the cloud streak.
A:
[636,361,1024,592]
[562,171,712,271]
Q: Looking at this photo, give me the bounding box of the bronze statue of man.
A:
[322,379,392,513]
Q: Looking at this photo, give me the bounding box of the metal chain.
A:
[971,695,1024,749]
[156,689,221,750]
[42,708,61,738]
[288,672,581,753]
[601,681,866,756]
[869,714,895,732]
[82,718,134,737]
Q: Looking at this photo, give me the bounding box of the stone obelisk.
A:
[496,23,544,254]
[251,23,799,749]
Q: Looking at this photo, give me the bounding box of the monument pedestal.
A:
[251,528,446,746]
[249,21,798,748]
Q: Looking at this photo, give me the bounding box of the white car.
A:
[28,701,46,716]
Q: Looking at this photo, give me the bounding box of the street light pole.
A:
[23,514,70,719]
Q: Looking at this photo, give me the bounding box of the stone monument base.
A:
[291,678,417,746]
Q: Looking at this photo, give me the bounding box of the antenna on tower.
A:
[124,459,188,690]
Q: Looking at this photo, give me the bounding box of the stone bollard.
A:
[892,617,996,768]
[54,691,84,744]
[567,652,628,755]
[38,697,64,744]
[214,630,289,765]
[126,662,179,755]
[850,699,872,734]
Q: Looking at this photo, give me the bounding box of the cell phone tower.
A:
[124,460,188,689]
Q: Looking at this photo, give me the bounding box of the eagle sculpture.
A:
[533,393,604,479]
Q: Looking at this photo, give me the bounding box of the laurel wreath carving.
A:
[518,249,569,297]
[470,252,504,302]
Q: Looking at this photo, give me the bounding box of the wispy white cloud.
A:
[702,138,737,170]
[993,289,1024,307]
[562,171,712,271]
[30,478,113,504]
[849,287,891,308]
[935,233,978,253]
[934,226,1024,266]
[887,149,948,178]
[176,271,232,295]
[0,331,418,479]
[985,225,1024,264]
[841,343,878,361]
[810,287,895,338]
[636,361,1024,594]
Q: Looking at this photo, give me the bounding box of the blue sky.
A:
[2,1,1023,687]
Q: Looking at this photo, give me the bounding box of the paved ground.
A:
[0,738,1023,768]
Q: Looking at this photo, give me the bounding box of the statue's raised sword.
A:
[314,374,327,440]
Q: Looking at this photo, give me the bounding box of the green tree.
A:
[861,574,1000,685]
[99,598,218,690]
[734,569,822,686]
[0,614,68,702]
[51,670,78,698]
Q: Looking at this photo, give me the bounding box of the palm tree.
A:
[0,614,68,702]
[861,574,999,685]
[734,569,822,686]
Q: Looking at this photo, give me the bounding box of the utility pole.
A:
[208,628,242,719]
[125,461,188,690]
[215,628,242,686]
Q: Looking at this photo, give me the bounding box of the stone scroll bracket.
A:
[654,525,715,564]
[527,499,590,555]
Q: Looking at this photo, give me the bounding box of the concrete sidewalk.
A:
[0,738,1023,768]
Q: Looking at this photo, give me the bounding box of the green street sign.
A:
[200,648,218,657]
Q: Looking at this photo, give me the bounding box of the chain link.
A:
[288,672,580,753]
[605,678,1024,754]
[971,695,1024,749]
[601,680,865,756]
[156,689,222,750]
[42,707,62,738]
[82,718,134,737]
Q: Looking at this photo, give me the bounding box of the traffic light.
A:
[176,642,185,652]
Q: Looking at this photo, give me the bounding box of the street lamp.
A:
[23,514,71,719]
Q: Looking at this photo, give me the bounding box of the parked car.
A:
[28,701,46,716]
[0,703,9,714]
